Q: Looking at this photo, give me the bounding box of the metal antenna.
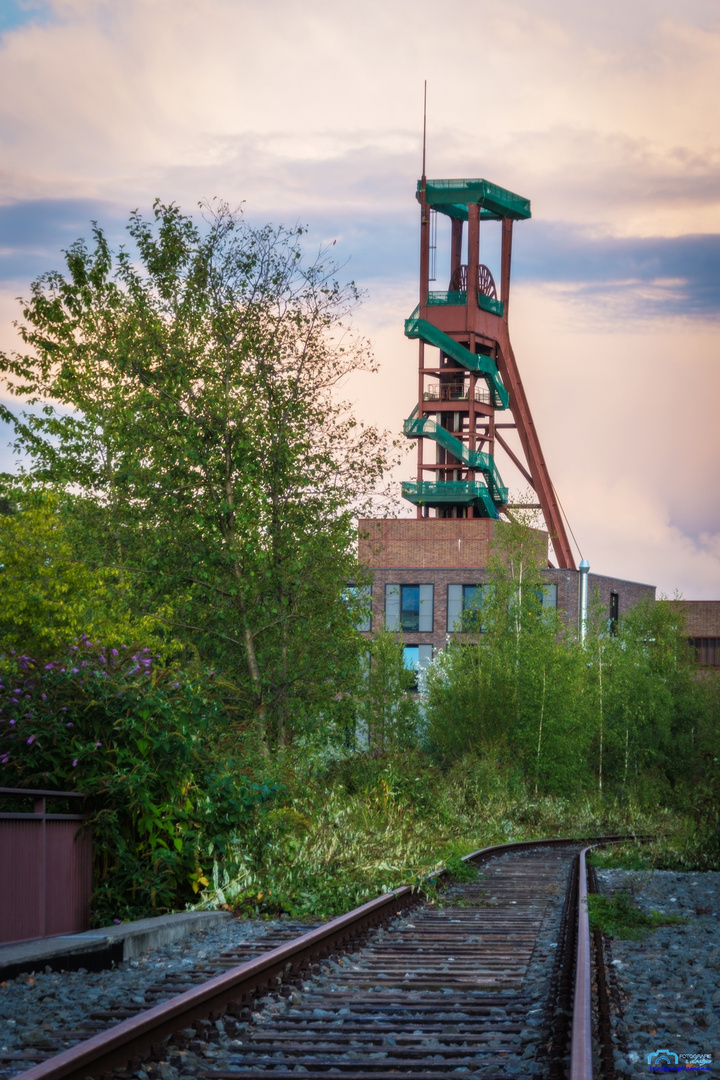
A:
[422,80,427,180]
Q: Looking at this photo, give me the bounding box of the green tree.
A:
[357,628,419,752]
[426,515,589,792]
[0,201,394,751]
[0,484,161,657]
[0,637,274,922]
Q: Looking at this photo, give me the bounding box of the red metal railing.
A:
[0,788,92,944]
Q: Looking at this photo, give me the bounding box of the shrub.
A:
[0,637,275,923]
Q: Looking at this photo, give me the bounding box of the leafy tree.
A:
[426,517,589,793]
[0,484,162,657]
[356,628,419,752]
[0,201,394,751]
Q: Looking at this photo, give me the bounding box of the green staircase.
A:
[403,412,508,505]
[404,311,509,409]
[401,480,499,518]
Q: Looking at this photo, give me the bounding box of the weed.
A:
[441,853,481,882]
[587,891,688,940]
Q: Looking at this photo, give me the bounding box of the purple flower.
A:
[0,754,9,764]
[99,656,106,664]
[113,918,122,924]
[94,742,101,748]
[44,664,54,670]
[41,694,47,701]
[67,722,73,728]
[9,720,15,726]
[72,759,78,767]
[111,649,118,658]
[27,735,35,744]
[71,668,79,674]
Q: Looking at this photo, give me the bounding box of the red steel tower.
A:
[401,174,576,570]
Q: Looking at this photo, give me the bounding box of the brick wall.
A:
[667,601,720,636]
[357,518,656,653]
[359,517,545,570]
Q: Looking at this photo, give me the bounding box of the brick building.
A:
[668,601,720,668]
[357,518,656,673]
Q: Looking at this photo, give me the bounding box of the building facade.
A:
[358,518,656,672]
[668,600,720,668]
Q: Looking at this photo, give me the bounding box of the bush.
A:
[0,637,276,923]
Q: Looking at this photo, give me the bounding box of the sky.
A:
[0,0,719,598]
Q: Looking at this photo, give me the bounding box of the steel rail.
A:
[14,833,637,1080]
[570,846,594,1080]
[569,837,654,1080]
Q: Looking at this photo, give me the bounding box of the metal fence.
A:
[0,787,92,944]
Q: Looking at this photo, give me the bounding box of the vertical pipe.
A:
[579,559,590,643]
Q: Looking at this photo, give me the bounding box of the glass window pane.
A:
[385,584,400,630]
[418,584,434,631]
[402,646,419,670]
[447,584,463,631]
[462,584,484,631]
[401,585,420,632]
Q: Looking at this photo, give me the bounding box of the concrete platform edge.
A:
[0,910,233,980]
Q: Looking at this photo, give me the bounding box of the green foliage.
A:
[442,852,481,883]
[587,891,688,939]
[0,485,163,657]
[0,638,276,923]
[425,515,590,794]
[1,204,718,927]
[356,628,419,751]
[0,200,395,751]
[589,845,655,871]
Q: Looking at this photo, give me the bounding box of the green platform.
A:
[418,178,531,221]
[402,480,499,518]
[426,290,504,317]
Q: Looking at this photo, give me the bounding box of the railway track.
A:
[8,837,630,1080]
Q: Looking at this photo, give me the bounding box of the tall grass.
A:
[194,747,704,920]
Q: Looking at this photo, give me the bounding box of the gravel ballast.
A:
[596,868,720,1076]
[0,917,278,1079]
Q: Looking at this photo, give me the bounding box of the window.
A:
[609,591,619,635]
[345,584,371,632]
[690,637,720,667]
[447,583,485,632]
[385,584,434,632]
[403,644,434,689]
[541,584,557,609]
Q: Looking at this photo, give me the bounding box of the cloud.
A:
[0,0,719,601]
[0,197,127,282]
[513,224,720,318]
